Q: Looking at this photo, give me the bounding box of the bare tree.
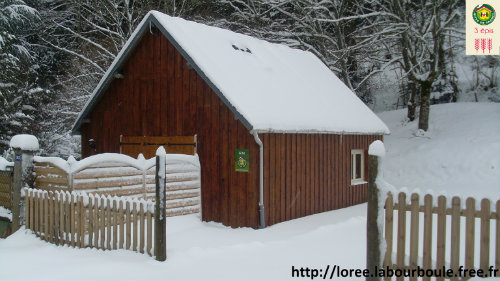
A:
[371,0,462,130]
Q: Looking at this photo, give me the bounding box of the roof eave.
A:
[252,129,390,135]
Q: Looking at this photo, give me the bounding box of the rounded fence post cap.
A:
[9,134,39,152]
[368,140,385,157]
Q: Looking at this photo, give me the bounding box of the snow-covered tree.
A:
[0,0,52,152]
[370,0,462,130]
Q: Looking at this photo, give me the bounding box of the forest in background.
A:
[1,0,499,158]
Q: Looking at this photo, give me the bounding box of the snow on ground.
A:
[0,102,498,281]
[0,206,368,281]
[378,102,500,204]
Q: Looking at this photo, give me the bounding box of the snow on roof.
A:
[72,11,389,135]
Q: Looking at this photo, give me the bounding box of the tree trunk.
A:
[407,82,417,121]
[418,81,432,131]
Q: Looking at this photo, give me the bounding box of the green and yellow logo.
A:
[473,4,496,25]
[237,156,247,168]
[235,148,249,172]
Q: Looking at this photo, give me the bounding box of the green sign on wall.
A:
[235,149,249,172]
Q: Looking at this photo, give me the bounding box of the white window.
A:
[351,149,365,184]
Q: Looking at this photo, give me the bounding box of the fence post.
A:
[366,140,385,281]
[9,134,39,232]
[155,146,167,261]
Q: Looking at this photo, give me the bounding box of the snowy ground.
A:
[0,102,498,280]
[378,102,500,203]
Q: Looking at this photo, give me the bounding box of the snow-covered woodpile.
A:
[33,153,200,217]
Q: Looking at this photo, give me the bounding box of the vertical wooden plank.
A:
[88,197,94,248]
[465,198,476,274]
[29,190,34,231]
[140,201,145,254]
[119,200,124,249]
[307,134,312,216]
[340,135,346,209]
[396,192,406,281]
[94,195,99,249]
[302,134,308,218]
[227,112,237,227]
[422,194,433,281]
[106,197,112,250]
[219,104,229,226]
[335,135,340,210]
[436,195,446,281]
[295,134,301,218]
[59,192,65,246]
[285,134,291,221]
[319,135,324,210]
[133,201,138,252]
[48,191,53,243]
[383,193,394,281]
[327,135,332,211]
[450,196,461,280]
[25,189,30,230]
[274,134,281,223]
[480,198,491,273]
[65,192,71,245]
[73,194,78,246]
[38,191,43,238]
[262,134,269,225]
[71,193,76,247]
[147,202,152,256]
[237,124,247,227]
[409,193,419,280]
[34,191,38,234]
[268,135,276,225]
[290,134,297,219]
[54,191,60,245]
[313,134,318,214]
[280,134,286,222]
[113,199,118,250]
[126,201,131,250]
[44,192,49,241]
[79,195,85,248]
[100,196,105,250]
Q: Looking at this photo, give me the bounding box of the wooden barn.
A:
[71,11,390,229]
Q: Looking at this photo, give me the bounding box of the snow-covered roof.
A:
[72,11,389,135]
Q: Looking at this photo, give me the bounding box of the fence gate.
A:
[0,169,13,237]
[0,170,13,210]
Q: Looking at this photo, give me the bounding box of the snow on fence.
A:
[383,192,500,280]
[32,153,200,217]
[25,188,156,256]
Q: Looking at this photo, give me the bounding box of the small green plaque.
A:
[235,149,249,172]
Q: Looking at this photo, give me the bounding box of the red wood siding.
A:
[81,29,259,228]
[261,134,382,226]
[80,27,384,228]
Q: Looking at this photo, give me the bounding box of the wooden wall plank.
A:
[81,28,382,228]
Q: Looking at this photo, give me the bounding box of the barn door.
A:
[120,135,197,158]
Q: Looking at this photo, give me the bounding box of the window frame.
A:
[351,149,366,185]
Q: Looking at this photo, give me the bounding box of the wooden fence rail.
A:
[32,153,201,217]
[383,192,500,280]
[25,188,156,256]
